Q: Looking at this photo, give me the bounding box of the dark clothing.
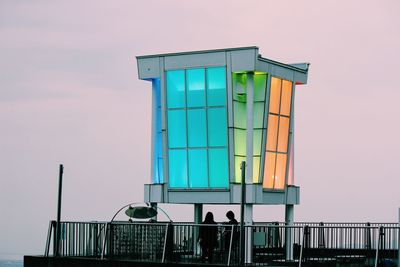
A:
[223,218,239,250]
[198,222,218,261]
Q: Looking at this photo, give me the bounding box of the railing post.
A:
[55,164,64,256]
[374,226,381,267]
[398,208,400,267]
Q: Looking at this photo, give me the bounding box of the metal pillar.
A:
[150,203,158,221]
[285,204,294,260]
[194,204,203,255]
[245,204,253,263]
[244,69,254,265]
[55,164,64,256]
[398,208,400,267]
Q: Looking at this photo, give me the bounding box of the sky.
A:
[0,0,399,259]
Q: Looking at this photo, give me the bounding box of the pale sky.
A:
[1,0,399,259]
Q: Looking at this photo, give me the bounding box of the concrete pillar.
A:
[398,208,400,267]
[194,204,203,255]
[245,73,254,184]
[244,73,254,264]
[245,204,253,263]
[150,203,158,221]
[285,204,294,260]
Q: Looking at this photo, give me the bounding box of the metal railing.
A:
[45,221,399,266]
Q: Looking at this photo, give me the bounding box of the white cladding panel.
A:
[164,52,226,70]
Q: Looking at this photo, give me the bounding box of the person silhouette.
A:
[198,212,218,262]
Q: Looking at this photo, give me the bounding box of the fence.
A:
[45,221,399,266]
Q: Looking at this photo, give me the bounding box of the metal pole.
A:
[55,164,64,256]
[239,161,246,266]
[398,208,400,267]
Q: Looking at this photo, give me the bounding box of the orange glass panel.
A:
[280,80,292,116]
[263,152,276,188]
[269,77,281,114]
[266,115,279,151]
[277,117,290,153]
[274,154,287,189]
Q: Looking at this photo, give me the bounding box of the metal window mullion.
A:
[184,70,190,188]
[205,68,210,188]
[260,74,271,185]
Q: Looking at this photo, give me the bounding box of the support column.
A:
[245,204,253,264]
[194,204,203,255]
[398,208,400,267]
[285,204,294,260]
[150,203,158,221]
[244,72,254,264]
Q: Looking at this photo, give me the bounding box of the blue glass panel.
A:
[187,109,206,147]
[187,68,205,107]
[168,149,188,188]
[207,67,226,106]
[167,70,185,108]
[209,148,229,188]
[207,107,227,147]
[188,149,208,188]
[167,110,187,148]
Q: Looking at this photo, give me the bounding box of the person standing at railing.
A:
[198,212,218,262]
[223,211,239,259]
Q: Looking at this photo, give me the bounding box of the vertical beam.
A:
[244,73,254,264]
[285,204,294,260]
[245,73,254,183]
[245,204,253,263]
[239,161,246,266]
[194,204,203,255]
[398,208,400,267]
[150,203,158,221]
[55,164,64,256]
[151,80,158,183]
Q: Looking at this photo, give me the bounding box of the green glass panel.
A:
[187,68,205,107]
[207,107,227,147]
[233,101,247,129]
[168,149,188,188]
[209,148,229,188]
[167,110,186,148]
[253,129,262,156]
[207,67,226,106]
[234,129,246,156]
[233,73,247,102]
[253,102,265,129]
[187,109,206,147]
[234,156,245,183]
[166,70,185,108]
[254,74,267,101]
[188,149,208,188]
[253,156,260,183]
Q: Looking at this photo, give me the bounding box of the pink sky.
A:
[0,0,399,259]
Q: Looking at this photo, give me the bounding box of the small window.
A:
[207,67,226,106]
[166,70,185,108]
[187,109,207,148]
[207,107,227,147]
[189,149,208,188]
[168,150,188,188]
[187,68,205,107]
[167,110,187,148]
